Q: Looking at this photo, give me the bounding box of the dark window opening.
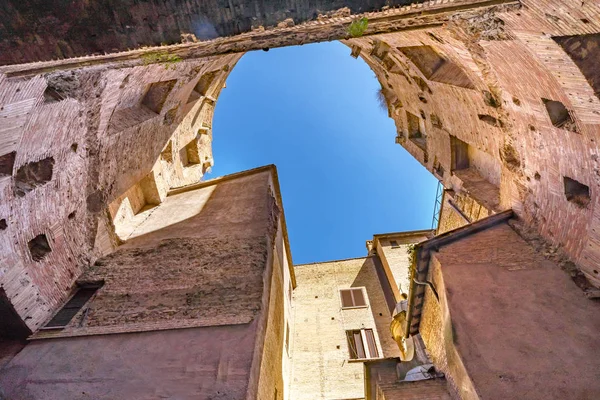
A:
[407,111,426,151]
[340,288,366,308]
[478,114,504,128]
[542,98,577,132]
[346,329,379,360]
[142,80,177,114]
[0,219,6,230]
[553,34,600,100]
[43,86,64,103]
[28,234,52,262]
[450,136,470,171]
[14,156,55,197]
[44,284,103,329]
[0,151,16,177]
[564,176,590,208]
[180,139,201,167]
[390,240,399,248]
[398,45,475,89]
[194,71,220,98]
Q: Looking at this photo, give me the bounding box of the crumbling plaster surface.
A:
[425,222,600,399]
[0,324,258,400]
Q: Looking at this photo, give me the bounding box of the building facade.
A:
[1,1,600,399]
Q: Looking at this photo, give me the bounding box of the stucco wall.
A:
[0,324,257,400]
[289,257,399,400]
[421,222,600,399]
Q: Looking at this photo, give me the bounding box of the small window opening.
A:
[398,45,475,89]
[407,111,426,150]
[180,138,201,167]
[450,136,470,171]
[43,283,103,329]
[542,98,577,132]
[43,86,64,103]
[340,288,367,308]
[390,240,400,248]
[194,71,219,98]
[564,176,590,208]
[14,156,55,197]
[0,219,7,230]
[346,329,379,359]
[141,80,177,114]
[28,234,52,261]
[0,151,16,177]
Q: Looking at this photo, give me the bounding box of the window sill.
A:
[341,305,369,310]
[348,357,383,363]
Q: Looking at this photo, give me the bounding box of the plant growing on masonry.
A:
[141,52,183,70]
[376,87,388,111]
[348,18,368,38]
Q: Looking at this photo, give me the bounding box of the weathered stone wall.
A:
[420,222,600,399]
[0,168,292,399]
[289,257,399,400]
[375,231,431,297]
[0,53,239,334]
[345,0,600,287]
[0,0,428,65]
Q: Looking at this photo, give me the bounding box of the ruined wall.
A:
[0,168,289,399]
[0,53,239,334]
[290,257,399,400]
[0,0,428,65]
[421,222,600,399]
[345,0,600,287]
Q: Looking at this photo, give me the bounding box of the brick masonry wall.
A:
[289,257,399,400]
[345,2,600,286]
[0,53,239,333]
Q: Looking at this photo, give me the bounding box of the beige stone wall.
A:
[289,257,399,400]
[375,232,431,298]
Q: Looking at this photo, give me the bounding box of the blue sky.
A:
[209,41,438,264]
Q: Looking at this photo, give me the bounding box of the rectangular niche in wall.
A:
[450,136,470,171]
[28,234,52,262]
[398,45,475,89]
[14,156,54,197]
[564,176,590,208]
[542,98,577,132]
[109,79,177,135]
[180,138,201,167]
[186,70,220,104]
[142,80,177,114]
[406,111,426,151]
[553,33,600,100]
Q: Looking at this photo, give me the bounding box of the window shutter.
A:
[364,329,379,358]
[354,331,366,359]
[346,331,358,359]
[340,289,354,308]
[45,286,100,328]
[351,288,366,307]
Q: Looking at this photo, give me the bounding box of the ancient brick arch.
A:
[0,0,599,338]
